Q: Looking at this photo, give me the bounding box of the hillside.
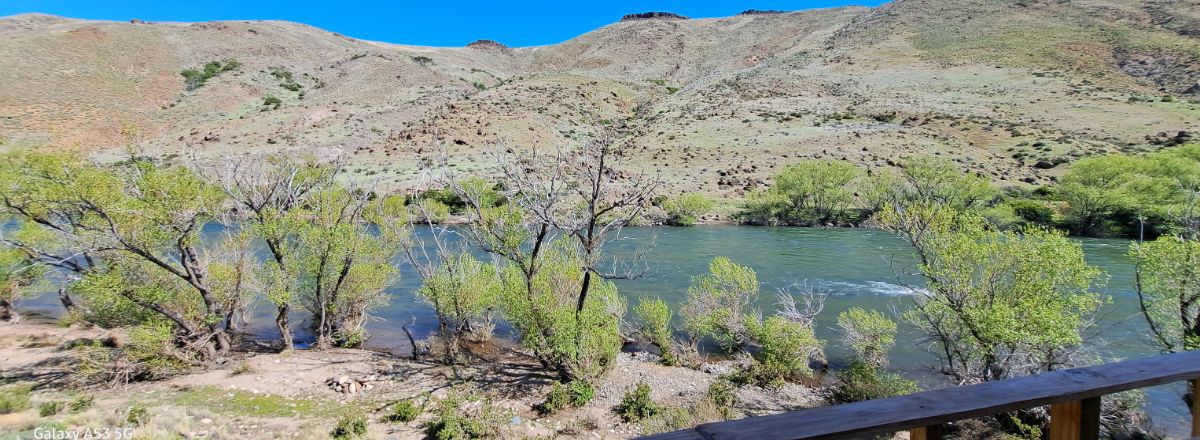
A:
[1,0,1198,199]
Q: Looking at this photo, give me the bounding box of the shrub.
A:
[180,59,240,90]
[38,401,65,417]
[831,360,918,403]
[262,95,282,110]
[412,55,434,66]
[634,297,677,365]
[425,388,507,439]
[387,398,421,423]
[68,395,94,413]
[0,385,31,414]
[681,257,759,351]
[662,194,714,226]
[836,308,896,368]
[537,380,595,414]
[497,241,625,381]
[126,405,150,426]
[617,383,660,422]
[331,414,368,439]
[1007,198,1054,226]
[746,315,822,385]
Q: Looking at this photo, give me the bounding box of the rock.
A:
[466,40,508,50]
[738,9,786,15]
[200,418,212,425]
[336,375,350,384]
[620,12,688,22]
[1033,160,1056,169]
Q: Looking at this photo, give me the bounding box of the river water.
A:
[18,225,1191,436]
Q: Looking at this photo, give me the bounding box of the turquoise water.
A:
[18,225,1191,435]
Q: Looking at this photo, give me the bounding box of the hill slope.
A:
[1,0,1198,198]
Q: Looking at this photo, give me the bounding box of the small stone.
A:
[200,418,212,424]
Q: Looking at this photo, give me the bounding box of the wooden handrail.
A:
[642,350,1200,440]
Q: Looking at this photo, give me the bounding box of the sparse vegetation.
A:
[617,382,660,422]
[180,59,240,90]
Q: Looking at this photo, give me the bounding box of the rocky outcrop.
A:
[738,9,787,15]
[466,39,508,50]
[620,12,688,22]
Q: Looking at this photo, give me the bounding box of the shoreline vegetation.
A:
[1,139,1198,439]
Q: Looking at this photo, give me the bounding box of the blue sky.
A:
[0,1,885,47]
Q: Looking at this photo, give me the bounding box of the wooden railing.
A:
[642,350,1200,440]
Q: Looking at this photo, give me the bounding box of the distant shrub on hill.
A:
[180,59,240,90]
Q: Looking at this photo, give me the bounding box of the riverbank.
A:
[0,318,824,439]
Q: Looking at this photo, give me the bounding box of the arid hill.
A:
[1,0,1198,197]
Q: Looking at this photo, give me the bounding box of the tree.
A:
[0,153,243,360]
[681,257,760,351]
[1056,155,1148,236]
[203,155,339,351]
[1132,236,1200,352]
[878,208,1104,383]
[441,130,656,381]
[276,187,407,349]
[415,252,500,363]
[0,246,45,323]
[661,193,714,226]
[770,160,861,225]
[837,307,896,368]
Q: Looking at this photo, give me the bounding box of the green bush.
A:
[537,380,595,414]
[662,194,713,226]
[681,257,759,351]
[331,414,368,439]
[634,297,677,365]
[0,385,31,414]
[126,405,150,426]
[1007,198,1054,226]
[617,383,660,422]
[262,95,282,110]
[387,398,421,423]
[836,308,896,368]
[831,360,918,403]
[746,315,822,386]
[425,388,507,439]
[68,395,94,413]
[38,401,65,417]
[180,59,240,90]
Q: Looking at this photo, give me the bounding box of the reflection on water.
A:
[17,225,1190,436]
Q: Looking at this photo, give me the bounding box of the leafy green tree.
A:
[496,240,625,381]
[0,153,243,359]
[662,193,714,226]
[205,155,339,351]
[277,188,406,348]
[416,252,500,363]
[682,257,824,384]
[891,157,997,211]
[879,208,1104,383]
[1056,155,1148,236]
[0,246,45,323]
[746,315,822,385]
[770,160,861,224]
[1131,236,1200,351]
[681,257,760,351]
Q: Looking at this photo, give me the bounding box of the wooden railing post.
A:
[909,425,942,440]
[1192,379,1199,438]
[1049,397,1100,440]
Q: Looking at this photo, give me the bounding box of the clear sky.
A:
[0,1,885,47]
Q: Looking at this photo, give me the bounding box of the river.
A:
[18,225,1191,436]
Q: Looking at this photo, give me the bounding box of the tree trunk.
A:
[58,288,75,311]
[276,304,294,352]
[0,299,18,323]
